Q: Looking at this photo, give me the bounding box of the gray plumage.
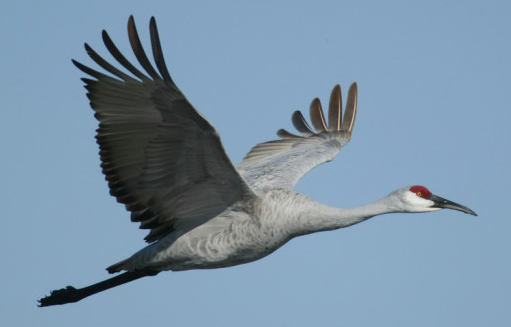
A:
[38,16,476,307]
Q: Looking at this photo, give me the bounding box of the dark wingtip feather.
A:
[127,16,161,80]
[149,16,173,83]
[84,43,133,81]
[328,84,342,131]
[340,82,358,139]
[72,59,107,80]
[291,111,315,134]
[309,98,328,132]
[101,26,147,81]
[277,129,302,139]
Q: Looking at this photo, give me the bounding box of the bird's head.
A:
[390,185,477,216]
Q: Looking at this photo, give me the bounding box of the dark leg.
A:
[38,269,159,307]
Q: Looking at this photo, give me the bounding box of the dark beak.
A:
[430,194,477,216]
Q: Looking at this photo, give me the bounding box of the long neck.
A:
[289,193,397,235]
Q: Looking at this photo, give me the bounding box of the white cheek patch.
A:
[404,192,439,212]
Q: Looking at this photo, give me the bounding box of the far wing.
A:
[237,84,358,193]
[74,16,254,243]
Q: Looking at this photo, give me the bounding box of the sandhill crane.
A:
[38,16,476,307]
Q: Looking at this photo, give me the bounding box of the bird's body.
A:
[117,188,304,272]
[108,189,368,273]
[38,16,476,307]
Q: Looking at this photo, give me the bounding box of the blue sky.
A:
[1,1,510,326]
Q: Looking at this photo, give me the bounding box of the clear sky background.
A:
[1,1,510,326]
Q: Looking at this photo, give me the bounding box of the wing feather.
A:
[291,111,315,134]
[149,17,173,83]
[328,84,342,130]
[276,128,302,139]
[340,83,358,140]
[309,98,328,132]
[238,83,358,192]
[101,29,149,82]
[75,16,254,243]
[127,16,162,80]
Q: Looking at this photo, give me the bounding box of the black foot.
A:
[38,286,81,307]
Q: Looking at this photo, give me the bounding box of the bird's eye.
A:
[410,185,432,199]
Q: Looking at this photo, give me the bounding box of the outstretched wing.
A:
[237,83,358,193]
[74,16,254,243]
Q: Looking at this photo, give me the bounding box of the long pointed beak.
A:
[430,194,477,216]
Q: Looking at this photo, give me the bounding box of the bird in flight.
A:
[38,16,476,307]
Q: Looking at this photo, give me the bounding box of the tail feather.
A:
[106,258,131,274]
